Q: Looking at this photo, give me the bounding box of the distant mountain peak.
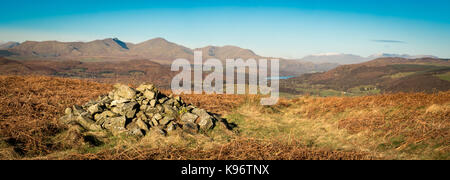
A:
[310,52,345,56]
[301,53,366,64]
[147,37,169,43]
[0,41,20,50]
[368,53,438,59]
[111,38,129,50]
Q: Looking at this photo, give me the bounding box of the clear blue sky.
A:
[0,0,449,58]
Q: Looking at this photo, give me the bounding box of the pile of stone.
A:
[59,83,231,137]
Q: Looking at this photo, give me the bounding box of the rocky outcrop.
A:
[59,83,232,137]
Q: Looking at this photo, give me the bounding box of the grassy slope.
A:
[0,75,448,160]
[228,93,449,159]
[281,59,450,97]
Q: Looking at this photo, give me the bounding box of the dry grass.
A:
[0,75,112,156]
[36,138,369,160]
[266,93,450,159]
[0,75,448,160]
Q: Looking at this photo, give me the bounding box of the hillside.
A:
[297,53,439,65]
[0,42,20,50]
[300,53,367,64]
[127,38,193,64]
[7,38,262,63]
[281,57,450,96]
[0,57,176,88]
[4,38,338,75]
[195,45,261,60]
[0,75,448,160]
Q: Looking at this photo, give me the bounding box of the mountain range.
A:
[298,53,438,65]
[0,37,448,94]
[2,38,337,75]
[2,38,439,65]
[0,41,20,50]
[5,38,262,63]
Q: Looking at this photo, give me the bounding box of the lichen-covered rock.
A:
[59,83,234,139]
[64,107,72,115]
[120,102,138,119]
[136,119,149,132]
[181,112,198,123]
[160,115,174,126]
[72,105,86,116]
[102,116,127,135]
[192,108,215,130]
[112,84,136,100]
[136,83,155,92]
[143,90,157,100]
[76,115,102,131]
[182,122,199,134]
[87,104,103,115]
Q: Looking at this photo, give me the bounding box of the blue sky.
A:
[0,0,449,58]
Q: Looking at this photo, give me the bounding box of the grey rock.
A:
[94,110,116,121]
[76,115,102,131]
[156,104,164,112]
[119,102,138,119]
[126,121,145,137]
[102,116,127,134]
[142,99,149,105]
[151,118,159,126]
[152,127,166,136]
[72,105,86,116]
[139,104,148,111]
[110,107,121,115]
[153,113,162,120]
[158,97,167,104]
[87,104,103,115]
[111,99,130,107]
[143,90,156,100]
[102,111,116,118]
[64,107,72,115]
[94,113,103,121]
[136,119,149,132]
[182,122,199,134]
[166,122,179,132]
[59,114,76,124]
[128,128,145,137]
[186,105,195,112]
[164,99,175,106]
[192,108,215,130]
[181,113,198,123]
[160,115,174,126]
[60,83,231,138]
[149,99,157,107]
[145,107,158,114]
[136,83,155,92]
[163,104,177,116]
[113,84,136,100]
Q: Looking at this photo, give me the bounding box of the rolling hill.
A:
[0,41,20,50]
[195,45,261,60]
[8,38,130,59]
[7,38,264,62]
[299,53,367,64]
[0,57,176,88]
[3,37,339,75]
[281,57,450,96]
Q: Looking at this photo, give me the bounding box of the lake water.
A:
[266,76,296,80]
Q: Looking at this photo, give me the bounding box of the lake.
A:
[266,76,296,80]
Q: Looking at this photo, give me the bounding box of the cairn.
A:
[59,83,231,137]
